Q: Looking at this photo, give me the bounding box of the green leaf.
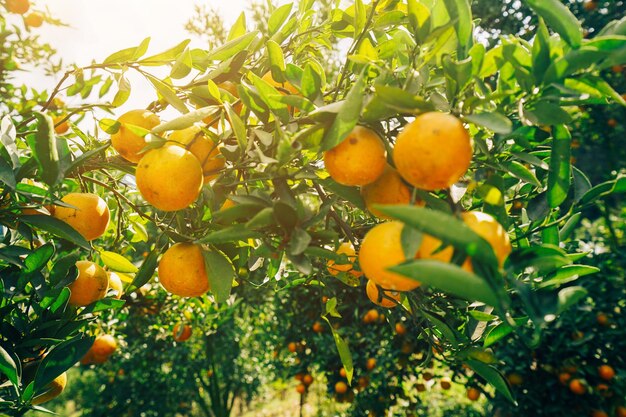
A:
[578,175,626,206]
[170,47,193,79]
[146,75,188,114]
[288,227,311,256]
[547,125,571,208]
[557,286,588,314]
[532,19,551,83]
[203,248,235,303]
[34,336,94,393]
[465,112,513,134]
[112,73,131,107]
[539,265,599,289]
[268,3,293,35]
[505,161,541,187]
[484,322,515,347]
[227,13,247,41]
[206,31,259,61]
[28,112,59,186]
[140,39,191,64]
[391,260,502,307]
[466,360,516,404]
[319,178,365,209]
[100,251,138,273]
[24,243,55,273]
[0,344,19,388]
[323,316,353,385]
[320,72,366,152]
[0,156,16,189]
[422,310,459,348]
[267,40,286,78]
[224,102,248,150]
[152,106,220,134]
[20,215,90,250]
[524,0,582,48]
[197,225,262,244]
[130,249,159,290]
[103,37,151,64]
[442,0,473,56]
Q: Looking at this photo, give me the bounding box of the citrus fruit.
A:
[393,112,472,191]
[335,381,348,394]
[366,280,401,308]
[31,372,66,405]
[596,312,609,326]
[135,144,204,211]
[569,379,586,395]
[303,374,313,386]
[169,125,225,182]
[616,406,626,417]
[598,365,615,381]
[366,358,376,371]
[6,0,30,14]
[288,342,297,353]
[107,272,124,299]
[591,411,608,417]
[158,243,209,297]
[68,261,108,306]
[324,126,387,186]
[461,211,511,268]
[24,11,43,27]
[173,324,192,342]
[395,322,407,336]
[110,109,160,163]
[359,221,421,291]
[339,367,347,378]
[296,383,306,394]
[52,114,69,134]
[312,321,324,333]
[92,334,117,357]
[53,193,110,241]
[466,387,480,401]
[262,71,298,95]
[361,165,419,218]
[327,242,362,278]
[440,378,452,390]
[363,308,380,324]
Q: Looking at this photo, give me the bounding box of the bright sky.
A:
[19,0,254,113]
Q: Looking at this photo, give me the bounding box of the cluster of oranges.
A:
[557,364,625,416]
[5,0,45,27]
[324,112,511,303]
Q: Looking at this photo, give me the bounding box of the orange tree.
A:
[2,0,626,415]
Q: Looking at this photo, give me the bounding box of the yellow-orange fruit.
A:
[467,387,480,401]
[366,280,400,308]
[303,374,314,386]
[591,411,608,417]
[92,334,117,357]
[107,272,124,299]
[327,242,363,278]
[339,367,347,378]
[324,126,387,186]
[220,198,236,211]
[24,11,44,27]
[31,372,66,405]
[111,109,160,163]
[616,406,626,417]
[363,308,380,324]
[461,211,511,268]
[53,193,110,241]
[361,165,419,218]
[288,342,297,353]
[68,261,108,306]
[598,365,615,381]
[6,0,30,14]
[169,126,225,182]
[359,221,421,291]
[296,383,306,394]
[262,71,299,95]
[135,144,204,211]
[394,112,472,191]
[173,324,192,342]
[395,322,407,336]
[366,358,376,371]
[158,243,209,297]
[312,321,324,333]
[569,379,586,395]
[52,114,69,134]
[335,381,348,394]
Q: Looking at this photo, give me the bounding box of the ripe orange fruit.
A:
[616,406,626,417]
[366,358,376,371]
[288,342,297,353]
[6,0,30,14]
[417,232,471,268]
[569,379,586,395]
[366,280,400,308]
[395,322,407,336]
[220,198,236,211]
[393,112,472,191]
[596,313,609,326]
[169,126,225,182]
[303,374,314,386]
[92,334,117,357]
[558,372,572,385]
[323,126,387,186]
[262,71,299,96]
[312,321,324,333]
[596,383,610,396]
[461,211,511,268]
[173,324,192,342]
[591,411,608,417]
[327,242,363,277]
[440,377,452,390]
[339,367,347,378]
[363,308,380,324]
[296,383,306,394]
[107,272,124,299]
[507,373,523,386]
[136,144,204,211]
[358,221,421,291]
[608,118,618,128]
[295,373,304,381]
[361,165,418,218]
[598,365,615,381]
[24,11,44,27]
[583,0,598,11]
[358,376,369,389]
[466,387,480,401]
[111,109,160,163]
[53,193,110,241]
[52,114,69,134]
[68,261,108,306]
[335,381,348,394]
[158,243,209,297]
[31,372,66,405]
